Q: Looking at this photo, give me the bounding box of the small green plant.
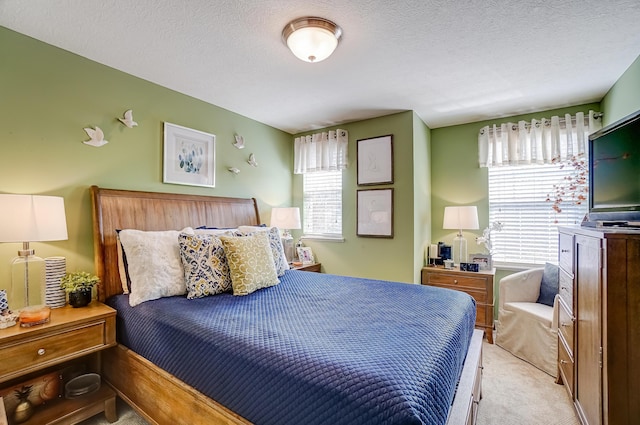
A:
[59,271,100,293]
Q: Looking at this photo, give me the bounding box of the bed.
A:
[91,186,484,425]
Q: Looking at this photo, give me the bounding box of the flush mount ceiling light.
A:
[282,17,342,63]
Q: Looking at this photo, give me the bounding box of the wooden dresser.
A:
[421,266,495,344]
[557,226,640,425]
[0,302,117,424]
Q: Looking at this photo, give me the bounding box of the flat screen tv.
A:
[586,108,640,226]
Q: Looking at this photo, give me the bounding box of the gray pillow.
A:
[536,262,559,306]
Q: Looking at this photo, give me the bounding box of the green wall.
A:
[430,103,601,316]
[602,54,640,125]
[412,113,432,282]
[2,23,638,303]
[0,27,292,296]
[293,111,424,283]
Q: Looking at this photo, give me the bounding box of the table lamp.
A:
[270,207,301,263]
[443,205,479,266]
[0,194,68,315]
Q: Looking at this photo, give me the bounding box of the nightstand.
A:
[421,266,495,343]
[291,263,321,273]
[0,302,117,424]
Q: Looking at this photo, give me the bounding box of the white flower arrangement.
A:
[475,221,503,255]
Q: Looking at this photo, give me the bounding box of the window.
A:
[303,171,342,238]
[488,163,587,265]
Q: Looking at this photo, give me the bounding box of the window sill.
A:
[300,235,345,243]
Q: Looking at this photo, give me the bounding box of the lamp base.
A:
[452,234,468,266]
[19,305,51,327]
[11,254,46,311]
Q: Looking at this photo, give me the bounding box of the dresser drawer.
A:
[558,337,574,397]
[558,232,574,274]
[558,299,575,356]
[429,282,488,304]
[425,272,488,292]
[559,271,573,313]
[0,322,106,380]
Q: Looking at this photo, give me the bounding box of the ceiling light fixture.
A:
[282,17,342,63]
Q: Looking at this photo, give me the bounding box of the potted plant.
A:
[59,271,99,308]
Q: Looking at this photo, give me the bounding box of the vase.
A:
[68,289,92,308]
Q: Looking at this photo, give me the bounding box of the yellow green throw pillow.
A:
[220,232,280,296]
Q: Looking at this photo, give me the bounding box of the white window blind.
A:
[488,163,587,265]
[303,170,342,237]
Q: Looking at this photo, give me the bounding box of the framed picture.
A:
[357,134,393,185]
[163,122,216,188]
[470,253,492,270]
[357,188,393,238]
[297,247,315,264]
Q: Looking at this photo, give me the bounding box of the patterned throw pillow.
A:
[179,233,233,299]
[237,226,289,276]
[118,229,188,307]
[220,232,280,296]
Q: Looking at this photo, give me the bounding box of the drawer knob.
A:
[453,279,458,284]
[37,348,46,356]
[560,359,568,365]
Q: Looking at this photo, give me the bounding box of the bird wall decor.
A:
[83,126,108,147]
[233,135,245,149]
[228,167,240,174]
[118,109,138,128]
[247,153,258,167]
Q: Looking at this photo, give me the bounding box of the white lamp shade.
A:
[0,194,68,242]
[442,206,479,230]
[270,207,301,230]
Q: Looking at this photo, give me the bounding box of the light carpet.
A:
[477,341,579,425]
[80,342,579,425]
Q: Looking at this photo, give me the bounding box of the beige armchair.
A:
[495,267,558,377]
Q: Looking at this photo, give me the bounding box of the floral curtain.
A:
[294,129,348,174]
[478,110,602,167]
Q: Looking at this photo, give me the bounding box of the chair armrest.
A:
[498,268,545,308]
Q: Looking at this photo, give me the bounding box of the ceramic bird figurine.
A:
[228,167,240,174]
[247,153,258,167]
[118,109,138,128]
[83,126,108,147]
[233,135,245,149]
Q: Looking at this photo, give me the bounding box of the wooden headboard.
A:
[90,186,260,301]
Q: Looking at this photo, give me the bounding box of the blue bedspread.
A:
[107,270,476,425]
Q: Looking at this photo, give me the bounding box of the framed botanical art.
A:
[357,188,394,238]
[163,122,216,188]
[357,134,393,185]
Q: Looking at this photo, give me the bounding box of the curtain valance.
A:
[294,129,348,174]
[478,111,602,167]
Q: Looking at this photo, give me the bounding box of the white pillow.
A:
[237,226,290,276]
[118,228,192,306]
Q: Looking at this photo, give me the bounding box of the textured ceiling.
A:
[2,0,640,134]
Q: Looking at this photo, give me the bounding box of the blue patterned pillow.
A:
[179,233,232,299]
[537,262,559,307]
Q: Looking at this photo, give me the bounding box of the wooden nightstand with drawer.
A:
[0,301,117,424]
[291,263,321,272]
[421,266,495,343]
